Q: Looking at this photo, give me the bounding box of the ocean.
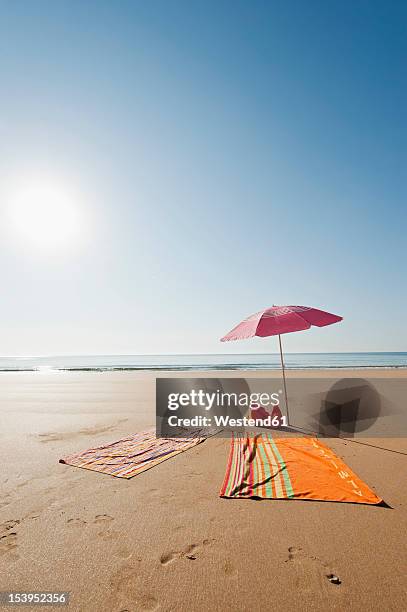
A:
[0,352,406,371]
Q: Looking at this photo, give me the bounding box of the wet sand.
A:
[0,369,406,611]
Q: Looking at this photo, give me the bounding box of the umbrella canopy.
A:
[220,305,343,426]
[220,305,342,342]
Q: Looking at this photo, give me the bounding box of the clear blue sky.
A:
[0,0,405,355]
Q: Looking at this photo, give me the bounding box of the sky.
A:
[0,0,406,355]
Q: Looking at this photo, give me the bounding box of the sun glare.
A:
[5,179,85,252]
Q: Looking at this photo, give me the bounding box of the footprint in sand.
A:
[109,565,159,611]
[25,512,41,520]
[0,520,20,532]
[224,560,237,577]
[0,532,17,555]
[16,480,30,490]
[159,551,177,565]
[0,520,20,557]
[0,494,12,510]
[287,546,304,561]
[36,419,128,443]
[94,514,114,524]
[67,514,118,541]
[285,546,341,590]
[67,518,87,527]
[98,529,119,542]
[160,538,215,566]
[160,543,199,565]
[93,515,118,541]
[114,546,138,561]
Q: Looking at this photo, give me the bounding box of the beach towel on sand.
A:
[220,434,382,504]
[60,428,205,479]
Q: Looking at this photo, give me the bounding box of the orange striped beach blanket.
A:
[60,428,205,479]
[220,434,382,504]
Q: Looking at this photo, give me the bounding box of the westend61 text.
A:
[167,414,288,428]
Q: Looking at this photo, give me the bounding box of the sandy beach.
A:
[1,369,406,611]
[1,0,404,609]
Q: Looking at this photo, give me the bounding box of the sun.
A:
[5,178,85,252]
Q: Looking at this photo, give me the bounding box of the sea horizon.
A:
[1,351,407,371]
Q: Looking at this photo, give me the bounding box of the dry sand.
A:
[0,369,406,611]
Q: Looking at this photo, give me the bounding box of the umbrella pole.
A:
[278,334,290,425]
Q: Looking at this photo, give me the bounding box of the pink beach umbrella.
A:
[220,305,343,424]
